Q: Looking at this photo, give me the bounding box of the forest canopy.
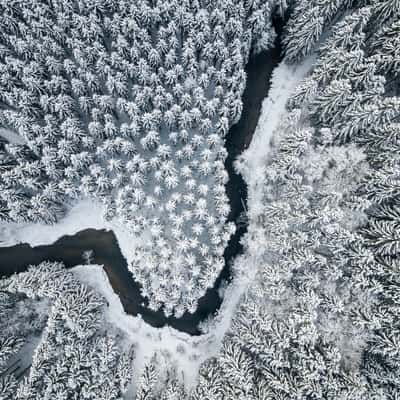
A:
[1,0,400,399]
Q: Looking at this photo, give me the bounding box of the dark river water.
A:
[0,23,283,335]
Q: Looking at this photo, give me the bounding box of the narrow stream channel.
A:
[0,20,284,335]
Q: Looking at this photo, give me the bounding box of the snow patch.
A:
[0,198,245,388]
[0,128,27,145]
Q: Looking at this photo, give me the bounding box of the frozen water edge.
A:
[238,58,315,218]
[0,202,266,389]
[0,199,140,263]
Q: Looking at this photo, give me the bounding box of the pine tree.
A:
[136,358,158,400]
[371,18,400,76]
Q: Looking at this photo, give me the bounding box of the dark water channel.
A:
[0,24,284,335]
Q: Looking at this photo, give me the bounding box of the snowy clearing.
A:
[0,199,249,388]
[0,199,140,263]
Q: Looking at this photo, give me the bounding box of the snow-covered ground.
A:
[72,263,250,389]
[0,199,248,388]
[0,128,27,145]
[0,59,312,389]
[0,199,140,263]
[237,59,314,218]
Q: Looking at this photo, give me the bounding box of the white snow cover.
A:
[0,199,139,263]
[237,58,314,216]
[0,128,27,145]
[0,58,312,388]
[72,263,247,389]
[0,200,245,388]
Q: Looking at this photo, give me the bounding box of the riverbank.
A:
[0,227,233,335]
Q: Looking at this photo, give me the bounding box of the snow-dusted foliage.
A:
[0,262,134,400]
[135,355,187,400]
[191,112,373,399]
[3,0,400,398]
[0,0,279,316]
[188,1,400,398]
[283,0,354,63]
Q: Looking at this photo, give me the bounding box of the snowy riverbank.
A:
[238,58,314,219]
[0,200,137,262]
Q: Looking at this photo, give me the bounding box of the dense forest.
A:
[1,0,400,398]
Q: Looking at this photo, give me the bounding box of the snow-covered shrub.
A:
[135,354,187,400]
[192,110,373,399]
[0,286,48,400]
